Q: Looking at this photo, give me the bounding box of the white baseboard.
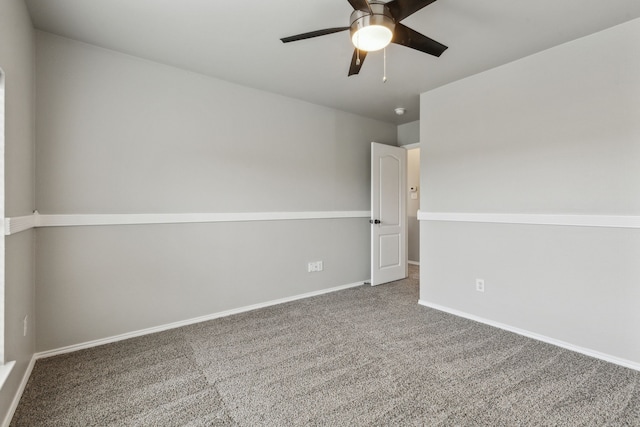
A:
[36,280,369,359]
[408,260,420,266]
[418,300,640,372]
[1,356,36,427]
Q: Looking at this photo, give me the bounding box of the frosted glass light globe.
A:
[352,25,393,51]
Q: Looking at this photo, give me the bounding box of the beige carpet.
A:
[12,266,640,426]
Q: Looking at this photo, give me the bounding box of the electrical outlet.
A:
[476,279,485,293]
[307,261,323,272]
[23,315,28,337]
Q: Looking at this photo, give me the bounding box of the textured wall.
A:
[420,18,640,364]
[0,0,36,422]
[35,33,396,214]
[35,32,397,351]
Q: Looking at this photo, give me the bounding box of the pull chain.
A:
[356,33,361,66]
[383,47,387,82]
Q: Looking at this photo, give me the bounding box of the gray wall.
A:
[0,0,36,421]
[397,120,419,146]
[420,18,640,363]
[36,220,369,350]
[35,32,397,351]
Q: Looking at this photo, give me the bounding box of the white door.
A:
[371,142,407,286]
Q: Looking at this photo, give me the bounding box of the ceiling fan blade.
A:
[392,23,447,57]
[348,0,372,13]
[348,49,368,76]
[386,0,437,22]
[281,27,349,43]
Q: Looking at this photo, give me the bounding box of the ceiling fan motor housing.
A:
[350,2,396,51]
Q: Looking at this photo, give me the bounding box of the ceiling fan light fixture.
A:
[280,0,448,77]
[350,2,395,52]
[352,25,393,51]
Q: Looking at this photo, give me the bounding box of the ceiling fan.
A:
[280,0,448,76]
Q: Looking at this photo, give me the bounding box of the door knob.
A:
[369,219,381,224]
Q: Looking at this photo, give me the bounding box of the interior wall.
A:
[0,0,36,421]
[420,18,640,364]
[34,32,397,352]
[397,120,419,146]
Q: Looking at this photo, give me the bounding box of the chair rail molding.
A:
[4,211,372,235]
[3,215,37,235]
[418,211,640,229]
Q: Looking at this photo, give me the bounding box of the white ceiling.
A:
[24,0,640,124]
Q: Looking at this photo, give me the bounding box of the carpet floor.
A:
[12,266,640,426]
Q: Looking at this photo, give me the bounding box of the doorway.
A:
[406,146,420,265]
